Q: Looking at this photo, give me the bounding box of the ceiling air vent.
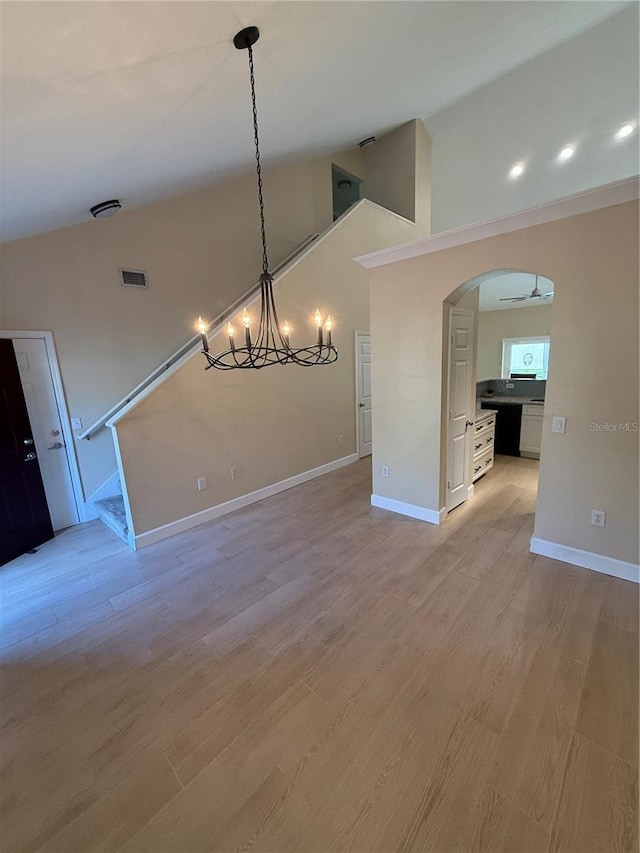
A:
[120,268,148,289]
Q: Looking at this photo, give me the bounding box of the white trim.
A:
[0,329,86,522]
[530,537,639,584]
[134,453,359,549]
[371,494,444,525]
[99,199,413,434]
[355,177,640,269]
[109,426,136,547]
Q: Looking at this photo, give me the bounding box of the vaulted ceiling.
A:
[0,1,633,241]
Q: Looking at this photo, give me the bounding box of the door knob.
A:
[23,438,34,445]
[24,452,37,462]
[358,402,365,408]
[47,441,63,450]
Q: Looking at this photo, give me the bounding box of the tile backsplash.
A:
[477,378,547,398]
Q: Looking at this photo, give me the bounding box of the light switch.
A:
[71,417,83,430]
[551,416,566,434]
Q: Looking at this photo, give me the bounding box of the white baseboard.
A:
[135,453,360,549]
[83,470,121,521]
[530,537,639,584]
[371,494,444,525]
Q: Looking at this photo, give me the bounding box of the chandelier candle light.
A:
[198,26,338,371]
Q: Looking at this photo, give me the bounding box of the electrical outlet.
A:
[230,466,240,480]
[591,509,606,527]
[381,465,389,478]
[71,417,83,430]
[506,382,514,389]
[338,434,344,445]
[197,477,207,491]
[552,416,566,434]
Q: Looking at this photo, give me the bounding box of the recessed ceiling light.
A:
[509,162,525,179]
[615,123,635,140]
[90,199,122,218]
[558,145,575,161]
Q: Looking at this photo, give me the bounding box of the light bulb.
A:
[509,162,525,179]
[282,321,291,336]
[227,322,235,337]
[616,123,634,140]
[325,315,333,331]
[558,145,575,161]
[242,308,251,329]
[197,316,207,335]
[315,309,323,327]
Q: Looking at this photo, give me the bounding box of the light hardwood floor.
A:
[1,456,637,852]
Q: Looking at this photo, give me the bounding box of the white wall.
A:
[426,6,639,232]
[477,304,553,380]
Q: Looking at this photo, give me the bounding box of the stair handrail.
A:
[78,232,320,440]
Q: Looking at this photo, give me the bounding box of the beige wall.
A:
[362,120,430,229]
[370,201,639,565]
[1,122,428,500]
[477,303,553,380]
[2,158,333,497]
[115,201,426,535]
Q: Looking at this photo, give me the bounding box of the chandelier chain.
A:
[247,43,269,277]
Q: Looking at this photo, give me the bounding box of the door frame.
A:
[354,330,371,459]
[0,330,84,524]
[444,307,476,512]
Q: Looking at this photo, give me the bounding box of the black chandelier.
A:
[198,26,338,370]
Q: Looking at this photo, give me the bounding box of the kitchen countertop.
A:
[477,395,545,406]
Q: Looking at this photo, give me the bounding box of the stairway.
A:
[94,495,129,544]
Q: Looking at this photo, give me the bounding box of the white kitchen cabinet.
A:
[520,404,544,458]
[472,410,496,482]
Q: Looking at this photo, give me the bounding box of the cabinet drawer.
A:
[472,449,494,481]
[473,430,495,458]
[474,416,495,434]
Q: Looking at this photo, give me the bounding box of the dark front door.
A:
[0,339,54,566]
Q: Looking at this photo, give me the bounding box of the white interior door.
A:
[12,338,79,530]
[446,308,475,512]
[356,333,372,458]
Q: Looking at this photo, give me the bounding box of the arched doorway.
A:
[443,269,555,516]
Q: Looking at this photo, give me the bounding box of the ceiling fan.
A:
[499,275,554,303]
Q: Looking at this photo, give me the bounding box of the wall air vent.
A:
[120,269,148,289]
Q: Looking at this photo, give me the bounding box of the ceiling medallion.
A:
[198,26,338,370]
